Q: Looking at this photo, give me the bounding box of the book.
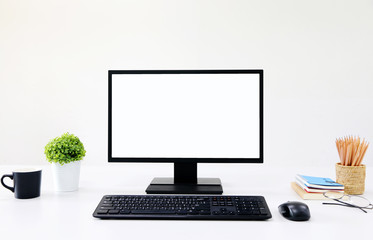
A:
[295,179,343,193]
[296,174,344,190]
[291,182,330,200]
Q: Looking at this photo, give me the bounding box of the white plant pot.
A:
[51,161,81,192]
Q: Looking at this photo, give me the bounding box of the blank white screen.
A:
[112,73,260,158]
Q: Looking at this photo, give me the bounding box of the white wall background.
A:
[1,0,373,167]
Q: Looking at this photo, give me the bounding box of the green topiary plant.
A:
[45,133,86,165]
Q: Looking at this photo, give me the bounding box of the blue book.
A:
[296,174,344,190]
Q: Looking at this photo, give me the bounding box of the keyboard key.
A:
[131,210,176,214]
[108,210,119,214]
[199,210,211,215]
[176,210,188,215]
[100,206,114,210]
[97,210,108,214]
[187,210,199,215]
[120,210,131,214]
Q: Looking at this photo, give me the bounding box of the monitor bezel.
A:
[108,69,263,163]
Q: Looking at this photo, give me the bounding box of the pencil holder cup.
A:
[335,163,366,195]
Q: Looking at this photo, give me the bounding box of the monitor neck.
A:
[174,162,197,184]
[146,162,223,194]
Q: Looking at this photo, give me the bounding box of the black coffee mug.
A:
[1,168,42,199]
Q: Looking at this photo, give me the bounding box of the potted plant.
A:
[44,133,86,192]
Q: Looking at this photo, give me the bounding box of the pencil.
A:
[336,136,368,166]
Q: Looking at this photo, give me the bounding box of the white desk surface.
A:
[1,163,372,240]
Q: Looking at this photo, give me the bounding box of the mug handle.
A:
[1,174,14,192]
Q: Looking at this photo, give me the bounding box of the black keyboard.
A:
[93,195,272,220]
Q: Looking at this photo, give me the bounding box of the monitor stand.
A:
[145,163,223,194]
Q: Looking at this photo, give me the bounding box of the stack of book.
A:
[291,174,344,200]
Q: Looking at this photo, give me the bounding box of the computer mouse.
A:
[278,201,311,221]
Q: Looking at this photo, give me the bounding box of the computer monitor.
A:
[108,70,263,194]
